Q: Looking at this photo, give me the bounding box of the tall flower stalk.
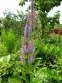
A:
[20,0,38,82]
[20,0,37,64]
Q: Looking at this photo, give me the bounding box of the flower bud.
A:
[22,42,34,54]
[30,0,34,11]
[24,22,30,39]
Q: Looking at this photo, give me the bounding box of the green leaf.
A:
[8,75,22,83]
[1,55,10,63]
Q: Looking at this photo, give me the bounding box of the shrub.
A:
[2,29,15,53]
[0,44,7,57]
[35,40,60,68]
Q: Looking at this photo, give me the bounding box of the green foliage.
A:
[49,34,62,44]
[35,67,62,83]
[35,39,61,68]
[47,11,60,30]
[2,29,15,53]
[15,37,22,51]
[0,51,42,83]
[19,0,28,6]
[0,44,62,83]
[8,75,22,83]
[34,0,62,12]
[0,44,7,57]
[54,24,62,30]
[0,52,62,83]
[1,10,26,36]
[0,51,20,83]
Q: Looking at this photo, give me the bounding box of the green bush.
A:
[2,29,15,53]
[48,34,62,44]
[35,39,61,68]
[0,44,7,57]
[0,50,21,83]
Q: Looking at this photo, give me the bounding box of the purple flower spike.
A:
[24,22,30,39]
[30,0,34,11]
[28,55,34,63]
[22,42,34,54]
